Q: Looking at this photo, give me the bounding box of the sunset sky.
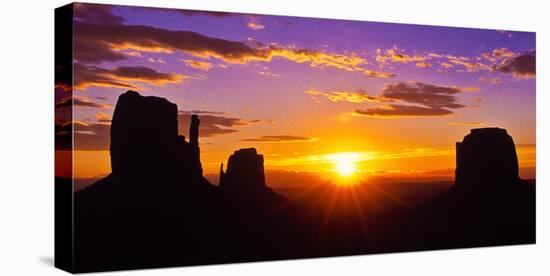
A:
[56,3,536,184]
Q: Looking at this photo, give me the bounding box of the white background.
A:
[0,0,548,275]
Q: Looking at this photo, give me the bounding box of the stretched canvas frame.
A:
[55,2,536,273]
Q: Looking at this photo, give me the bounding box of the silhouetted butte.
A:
[418,127,535,248]
[219,148,291,208]
[73,91,308,272]
[455,128,520,192]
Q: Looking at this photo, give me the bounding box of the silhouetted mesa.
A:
[106,90,203,182]
[219,148,266,193]
[110,91,178,175]
[75,92,303,272]
[455,127,520,192]
[416,127,535,250]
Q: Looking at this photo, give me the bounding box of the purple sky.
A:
[59,3,536,179]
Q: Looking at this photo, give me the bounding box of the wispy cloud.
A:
[448,121,485,126]
[182,59,214,71]
[355,104,455,118]
[241,135,318,143]
[258,71,280,78]
[187,110,228,115]
[444,55,490,72]
[147,57,166,64]
[178,111,263,137]
[492,51,536,79]
[95,111,112,123]
[247,21,265,30]
[73,63,185,90]
[363,69,397,78]
[353,81,468,118]
[178,10,236,17]
[478,76,501,84]
[56,96,112,109]
[481,47,515,62]
[415,62,432,68]
[305,89,391,103]
[461,86,480,92]
[372,46,535,81]
[56,121,111,151]
[376,48,428,66]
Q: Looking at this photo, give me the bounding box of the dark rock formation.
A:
[417,127,535,249]
[218,148,290,210]
[189,114,199,147]
[108,91,203,182]
[188,114,202,177]
[219,148,266,193]
[455,127,520,192]
[74,91,307,273]
[110,91,179,176]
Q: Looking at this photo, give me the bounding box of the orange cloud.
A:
[147,57,166,64]
[460,86,480,92]
[262,47,366,72]
[55,95,112,109]
[178,9,236,18]
[241,135,318,143]
[376,48,428,65]
[55,83,72,92]
[482,47,515,62]
[247,21,265,30]
[478,76,501,84]
[258,71,280,78]
[73,63,185,90]
[354,104,454,118]
[125,51,143,57]
[182,59,214,71]
[472,97,484,103]
[95,111,112,123]
[363,69,396,78]
[445,55,490,72]
[415,62,432,68]
[448,121,485,126]
[305,89,391,103]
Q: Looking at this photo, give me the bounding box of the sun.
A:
[335,159,356,176]
[327,152,359,177]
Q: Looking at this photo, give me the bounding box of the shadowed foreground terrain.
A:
[71,91,535,273]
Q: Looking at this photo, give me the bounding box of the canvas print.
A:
[55,2,536,273]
